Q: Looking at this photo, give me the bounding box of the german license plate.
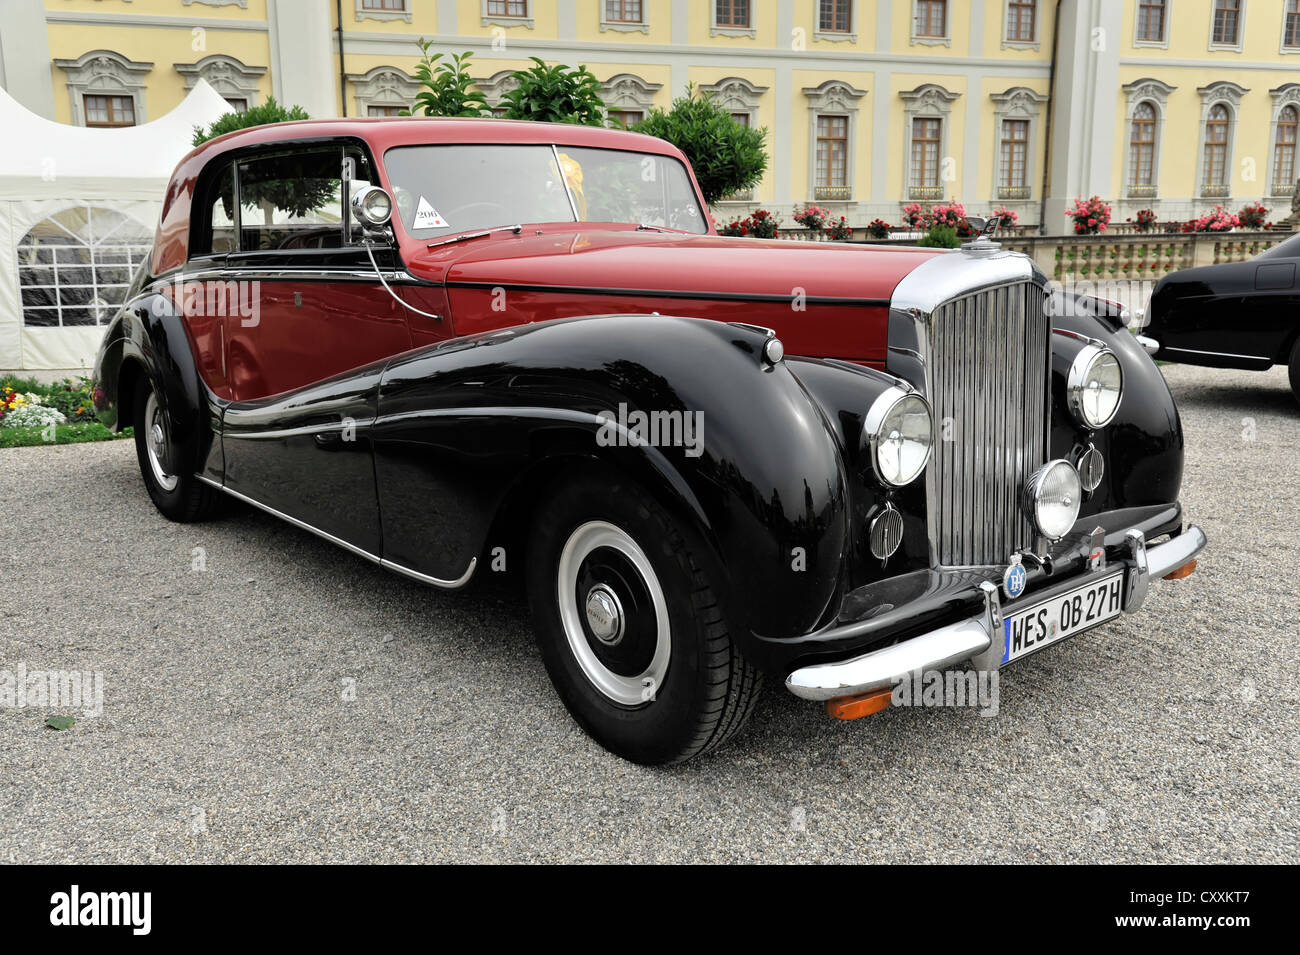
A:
[1001,570,1125,665]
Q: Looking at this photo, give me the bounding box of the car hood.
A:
[403,228,944,302]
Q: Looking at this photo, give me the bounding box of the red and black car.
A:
[93,118,1205,764]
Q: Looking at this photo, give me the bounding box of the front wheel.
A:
[131,377,222,522]
[526,472,762,765]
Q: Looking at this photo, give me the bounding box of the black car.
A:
[1143,232,1300,399]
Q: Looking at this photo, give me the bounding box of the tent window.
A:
[17,206,151,327]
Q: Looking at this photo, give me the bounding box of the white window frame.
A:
[1268,83,1300,196]
[814,0,857,43]
[1195,82,1247,198]
[1133,0,1171,48]
[1002,0,1041,51]
[600,0,649,33]
[355,0,412,23]
[174,54,266,111]
[991,87,1048,200]
[347,65,420,117]
[54,49,153,127]
[711,0,757,38]
[482,0,533,29]
[1281,0,1300,53]
[910,0,951,47]
[601,73,662,124]
[1121,78,1175,199]
[901,83,960,200]
[803,80,866,201]
[1208,0,1245,52]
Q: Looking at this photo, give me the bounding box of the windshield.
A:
[383,143,708,239]
[1259,231,1300,259]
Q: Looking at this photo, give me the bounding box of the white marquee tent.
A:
[0,79,230,374]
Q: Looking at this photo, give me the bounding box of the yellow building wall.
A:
[46,23,272,124]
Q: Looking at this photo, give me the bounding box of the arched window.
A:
[1129,102,1157,191]
[1274,106,1298,195]
[17,206,151,327]
[1202,104,1231,192]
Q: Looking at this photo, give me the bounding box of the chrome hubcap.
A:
[584,584,625,646]
[143,390,179,492]
[556,521,670,707]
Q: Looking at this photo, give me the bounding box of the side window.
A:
[235,150,343,251]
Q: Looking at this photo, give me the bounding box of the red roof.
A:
[153,118,697,274]
[182,116,688,167]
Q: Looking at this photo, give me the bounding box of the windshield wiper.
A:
[427,224,523,249]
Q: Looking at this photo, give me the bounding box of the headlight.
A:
[1022,459,1082,540]
[865,389,933,487]
[351,185,394,229]
[1067,344,1123,429]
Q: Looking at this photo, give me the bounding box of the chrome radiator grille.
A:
[925,281,1051,566]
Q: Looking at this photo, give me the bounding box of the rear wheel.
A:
[131,377,222,522]
[526,471,762,764]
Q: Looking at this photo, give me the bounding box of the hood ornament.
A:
[961,215,1004,253]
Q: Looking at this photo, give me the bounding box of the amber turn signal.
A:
[1163,559,1197,580]
[825,687,893,721]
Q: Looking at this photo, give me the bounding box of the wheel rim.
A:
[144,390,179,492]
[556,521,671,707]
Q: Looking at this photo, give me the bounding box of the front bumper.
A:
[785,523,1206,702]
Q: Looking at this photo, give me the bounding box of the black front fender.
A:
[1050,306,1185,518]
[371,314,870,649]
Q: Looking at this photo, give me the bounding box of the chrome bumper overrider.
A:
[784,524,1207,702]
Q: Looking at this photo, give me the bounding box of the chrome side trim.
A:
[194,475,476,589]
[784,523,1207,701]
[222,421,371,441]
[381,555,478,590]
[1160,345,1270,363]
[149,267,422,287]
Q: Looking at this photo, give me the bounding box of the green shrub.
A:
[917,224,960,248]
[633,85,768,206]
[403,43,491,118]
[499,57,606,126]
[192,96,310,147]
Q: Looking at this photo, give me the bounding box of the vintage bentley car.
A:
[93,119,1205,764]
[1143,232,1300,400]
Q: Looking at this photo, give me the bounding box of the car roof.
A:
[184,117,686,166]
[151,118,697,276]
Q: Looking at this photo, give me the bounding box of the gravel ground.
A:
[1,362,1296,864]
